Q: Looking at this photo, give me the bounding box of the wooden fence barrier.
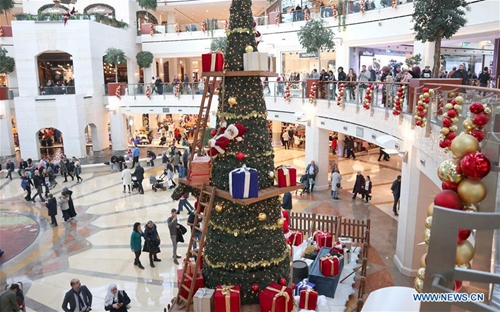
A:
[339,218,371,247]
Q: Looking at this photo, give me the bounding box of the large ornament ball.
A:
[414,277,424,293]
[442,118,452,127]
[473,113,489,127]
[279,277,287,286]
[457,229,471,242]
[470,129,485,143]
[251,284,260,292]
[425,216,433,229]
[460,153,491,179]
[456,240,475,265]
[450,134,480,158]
[424,229,431,244]
[457,179,487,204]
[420,253,427,267]
[469,102,484,114]
[462,119,475,131]
[258,212,267,221]
[442,182,459,192]
[427,203,434,217]
[236,152,245,161]
[434,190,463,210]
[437,159,463,184]
[215,204,223,213]
[245,45,254,53]
[484,106,492,115]
[228,96,238,107]
[417,267,426,281]
[277,218,284,226]
[455,95,465,105]
[210,129,217,137]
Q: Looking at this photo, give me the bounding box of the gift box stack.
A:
[214,285,240,312]
[194,288,215,312]
[299,287,318,310]
[202,52,224,72]
[188,156,211,185]
[308,247,344,298]
[259,283,293,312]
[275,165,297,187]
[177,269,205,300]
[313,230,334,248]
[229,165,259,199]
[319,255,340,277]
[287,230,304,246]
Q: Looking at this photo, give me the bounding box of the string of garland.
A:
[209,220,282,235]
[217,111,268,120]
[226,27,257,35]
[337,83,346,107]
[217,150,274,158]
[204,248,289,270]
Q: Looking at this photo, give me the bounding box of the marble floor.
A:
[0,147,412,311]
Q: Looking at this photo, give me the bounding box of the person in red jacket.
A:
[281,208,291,239]
[331,137,338,155]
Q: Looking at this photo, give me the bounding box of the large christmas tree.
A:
[201,0,291,305]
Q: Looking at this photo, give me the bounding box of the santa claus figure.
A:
[282,208,291,239]
[208,122,247,157]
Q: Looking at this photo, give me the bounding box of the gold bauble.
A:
[277,218,284,226]
[444,103,454,110]
[427,203,434,216]
[245,45,254,53]
[425,216,433,229]
[440,128,450,135]
[228,96,238,107]
[429,89,435,95]
[423,92,430,98]
[455,95,465,105]
[215,204,223,212]
[414,115,421,120]
[419,95,424,100]
[456,240,475,265]
[449,125,458,132]
[458,179,487,204]
[448,92,456,98]
[462,119,475,131]
[234,232,238,237]
[451,117,460,125]
[420,253,427,267]
[418,100,424,105]
[437,159,463,184]
[450,133,480,158]
[414,277,424,293]
[258,212,267,221]
[424,229,431,244]
[456,262,471,270]
[484,107,492,115]
[417,267,426,280]
[464,203,478,213]
[454,104,462,111]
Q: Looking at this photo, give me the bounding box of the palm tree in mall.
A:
[0,0,15,25]
[104,48,126,83]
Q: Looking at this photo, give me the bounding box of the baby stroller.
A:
[296,174,310,196]
[131,176,140,192]
[5,282,26,312]
[149,174,167,192]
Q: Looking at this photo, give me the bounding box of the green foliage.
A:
[104,48,126,65]
[297,19,335,53]
[210,37,227,54]
[37,3,69,15]
[136,51,154,69]
[0,48,15,74]
[405,53,422,68]
[14,13,128,28]
[137,0,157,11]
[202,0,290,305]
[0,0,14,14]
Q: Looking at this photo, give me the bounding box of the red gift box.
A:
[177,269,205,299]
[319,255,340,277]
[276,166,296,187]
[202,52,224,72]
[214,285,240,312]
[299,288,318,310]
[259,283,293,312]
[189,156,211,186]
[287,230,304,246]
[313,231,333,248]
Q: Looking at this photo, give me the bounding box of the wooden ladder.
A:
[173,184,216,311]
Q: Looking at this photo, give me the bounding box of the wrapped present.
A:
[243,52,269,71]
[259,283,293,312]
[299,288,318,310]
[229,165,259,199]
[194,288,215,312]
[294,279,315,296]
[275,166,297,187]
[184,257,197,276]
[313,231,333,248]
[308,247,344,298]
[319,255,340,277]
[338,237,353,250]
[202,52,224,72]
[330,241,344,255]
[214,285,240,312]
[177,269,205,299]
[189,156,211,186]
[287,230,303,246]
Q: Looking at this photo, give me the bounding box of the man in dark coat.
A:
[0,284,20,312]
[62,278,93,312]
[391,175,402,216]
[45,194,58,227]
[63,187,77,219]
[32,170,45,202]
[281,192,292,211]
[133,164,145,194]
[352,171,365,199]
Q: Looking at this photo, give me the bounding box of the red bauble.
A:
[457,229,471,242]
[210,129,217,137]
[460,152,491,179]
[447,110,457,118]
[422,87,429,92]
[291,283,296,290]
[473,113,489,127]
[392,111,399,116]
[434,190,463,210]
[424,98,430,103]
[439,141,447,148]
[454,280,463,292]
[447,132,457,141]
[251,284,260,292]
[398,87,403,92]
[418,113,426,118]
[236,152,245,161]
[279,278,287,286]
[470,129,485,142]
[417,105,424,111]
[442,118,452,127]
[442,182,459,192]
[451,100,457,105]
[444,139,452,147]
[469,102,484,114]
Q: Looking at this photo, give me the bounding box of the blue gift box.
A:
[308,247,344,298]
[294,279,315,296]
[229,165,259,199]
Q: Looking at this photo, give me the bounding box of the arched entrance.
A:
[37,51,75,95]
[84,123,99,152]
[37,127,64,161]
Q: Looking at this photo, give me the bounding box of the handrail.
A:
[424,83,500,93]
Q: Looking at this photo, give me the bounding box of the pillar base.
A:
[394,253,418,277]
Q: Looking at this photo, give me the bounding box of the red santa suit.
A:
[282,209,291,239]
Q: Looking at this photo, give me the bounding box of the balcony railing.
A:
[39,86,76,95]
[14,13,128,29]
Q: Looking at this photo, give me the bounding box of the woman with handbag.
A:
[104,283,131,311]
[130,222,145,269]
[331,169,342,200]
[143,221,161,267]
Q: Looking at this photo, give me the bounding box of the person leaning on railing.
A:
[358,65,370,104]
[346,68,357,101]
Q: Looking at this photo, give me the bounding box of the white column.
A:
[110,110,128,152]
[167,12,176,24]
[0,100,15,156]
[334,41,349,70]
[272,120,282,146]
[394,145,440,276]
[127,57,139,85]
[305,118,329,191]
[337,132,345,157]
[413,41,435,69]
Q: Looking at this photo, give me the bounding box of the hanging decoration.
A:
[253,21,262,46]
[149,23,154,36]
[284,83,291,102]
[174,84,180,98]
[413,87,431,126]
[175,23,179,33]
[337,83,346,107]
[202,20,206,33]
[393,85,406,116]
[63,7,76,26]
[438,94,463,151]
[462,101,492,143]
[275,13,280,25]
[208,123,248,158]
[360,0,365,14]
[146,85,151,99]
[392,0,398,9]
[362,84,374,110]
[309,82,317,104]
[0,27,3,37]
[115,85,121,100]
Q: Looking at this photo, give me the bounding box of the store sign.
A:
[362,51,374,56]
[299,52,319,58]
[86,6,114,15]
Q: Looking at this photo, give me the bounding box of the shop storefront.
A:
[281,51,336,78]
